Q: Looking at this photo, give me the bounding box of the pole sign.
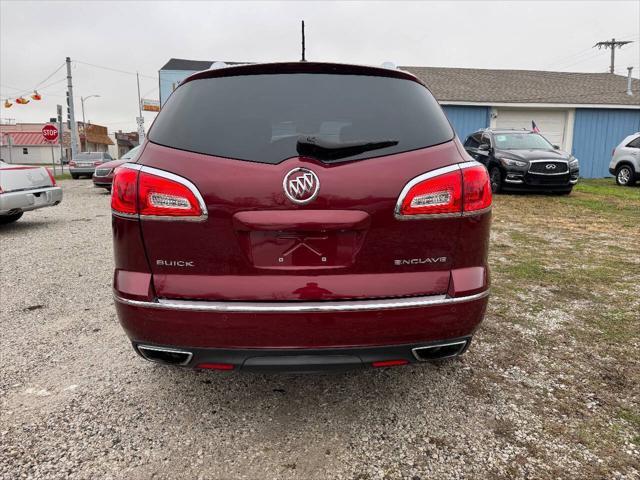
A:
[42,124,59,143]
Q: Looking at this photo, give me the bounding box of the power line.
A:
[73,60,157,80]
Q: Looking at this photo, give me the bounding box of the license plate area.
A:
[238,230,365,269]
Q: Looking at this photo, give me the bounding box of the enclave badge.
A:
[283,167,320,205]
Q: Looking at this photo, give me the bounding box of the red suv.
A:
[111,62,492,373]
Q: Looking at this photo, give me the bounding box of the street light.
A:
[80,94,100,151]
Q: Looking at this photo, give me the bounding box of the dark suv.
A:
[110,62,492,373]
[463,129,579,194]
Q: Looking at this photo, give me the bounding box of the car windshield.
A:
[75,152,104,160]
[149,73,454,164]
[494,133,553,150]
[120,145,141,160]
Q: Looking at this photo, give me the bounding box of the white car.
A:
[0,161,63,224]
[609,132,640,186]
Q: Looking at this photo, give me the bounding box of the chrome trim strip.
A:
[411,340,468,362]
[112,163,208,222]
[394,161,491,221]
[114,290,489,313]
[137,345,193,366]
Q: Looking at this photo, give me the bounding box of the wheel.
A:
[106,187,111,193]
[0,212,23,224]
[71,173,79,179]
[489,166,502,193]
[615,165,636,186]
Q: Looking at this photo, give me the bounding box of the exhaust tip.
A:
[137,345,193,366]
[412,339,469,362]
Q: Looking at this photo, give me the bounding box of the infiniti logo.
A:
[545,164,557,170]
[283,168,320,205]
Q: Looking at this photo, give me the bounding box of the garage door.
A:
[495,109,567,147]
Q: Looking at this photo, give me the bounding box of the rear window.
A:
[149,73,454,164]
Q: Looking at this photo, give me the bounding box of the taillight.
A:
[46,168,56,186]
[94,161,101,166]
[69,161,77,167]
[111,167,138,215]
[396,163,491,219]
[399,169,462,216]
[461,165,492,212]
[111,165,206,220]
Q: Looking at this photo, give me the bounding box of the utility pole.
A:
[66,57,79,160]
[594,38,633,74]
[136,72,145,142]
[57,104,64,172]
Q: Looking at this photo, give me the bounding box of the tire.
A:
[489,166,502,194]
[0,212,23,224]
[615,165,636,186]
[71,173,79,179]
[106,187,111,194]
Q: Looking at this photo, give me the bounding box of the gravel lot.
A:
[1,179,638,480]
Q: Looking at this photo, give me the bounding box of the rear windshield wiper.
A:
[296,135,398,161]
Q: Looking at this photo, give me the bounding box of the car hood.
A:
[495,148,572,162]
[98,159,128,169]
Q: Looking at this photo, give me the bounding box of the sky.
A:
[1,0,639,133]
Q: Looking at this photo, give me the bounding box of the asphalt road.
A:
[1,179,637,480]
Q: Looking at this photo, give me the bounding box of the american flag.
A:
[531,120,541,133]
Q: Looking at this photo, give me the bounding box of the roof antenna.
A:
[301,20,306,62]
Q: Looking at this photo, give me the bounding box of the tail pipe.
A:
[136,345,193,366]
[411,339,470,361]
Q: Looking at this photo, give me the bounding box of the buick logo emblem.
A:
[545,164,557,170]
[283,168,320,205]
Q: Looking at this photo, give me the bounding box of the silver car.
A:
[69,151,114,179]
[609,132,640,186]
[0,161,63,224]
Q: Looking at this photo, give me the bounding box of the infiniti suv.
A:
[463,129,579,194]
[111,62,492,372]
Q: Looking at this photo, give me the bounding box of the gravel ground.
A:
[1,179,638,480]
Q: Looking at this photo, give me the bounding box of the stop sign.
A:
[42,124,59,142]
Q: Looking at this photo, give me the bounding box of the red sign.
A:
[42,124,59,142]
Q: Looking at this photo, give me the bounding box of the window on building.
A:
[22,148,28,154]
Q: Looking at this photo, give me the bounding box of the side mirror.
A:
[479,143,491,151]
[553,145,560,150]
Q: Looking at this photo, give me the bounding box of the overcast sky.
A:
[1,1,638,133]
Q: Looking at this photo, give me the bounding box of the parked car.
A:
[609,132,640,186]
[110,62,492,373]
[463,129,579,194]
[69,151,113,179]
[93,145,142,192]
[0,160,63,224]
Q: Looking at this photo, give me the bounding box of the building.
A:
[113,130,139,158]
[159,58,247,106]
[158,58,640,178]
[1,121,116,164]
[78,122,114,153]
[0,123,63,165]
[410,67,640,178]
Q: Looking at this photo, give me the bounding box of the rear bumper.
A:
[114,290,489,365]
[0,186,63,215]
[132,336,473,373]
[69,167,96,174]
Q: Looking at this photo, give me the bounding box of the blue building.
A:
[159,59,639,178]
